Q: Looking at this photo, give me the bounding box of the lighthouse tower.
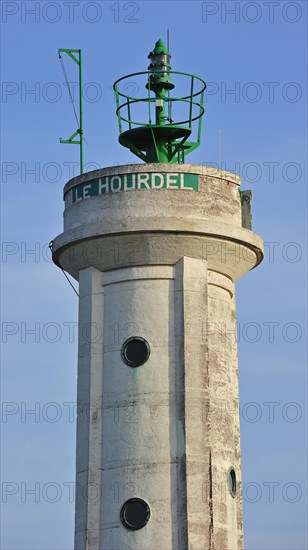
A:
[52,40,263,550]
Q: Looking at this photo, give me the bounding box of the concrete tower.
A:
[52,40,263,550]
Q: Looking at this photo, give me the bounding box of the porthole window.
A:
[120,498,151,530]
[228,467,237,498]
[121,337,150,367]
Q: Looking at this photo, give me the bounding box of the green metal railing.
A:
[113,70,206,163]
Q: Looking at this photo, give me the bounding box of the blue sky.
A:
[1,1,307,548]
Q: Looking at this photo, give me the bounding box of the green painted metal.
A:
[71,172,199,202]
[113,39,206,164]
[59,48,84,174]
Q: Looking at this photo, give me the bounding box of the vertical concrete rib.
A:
[75,267,104,550]
[175,257,210,549]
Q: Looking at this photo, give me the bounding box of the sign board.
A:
[72,172,199,203]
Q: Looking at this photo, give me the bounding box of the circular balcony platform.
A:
[119,125,191,151]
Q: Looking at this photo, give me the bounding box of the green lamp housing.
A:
[113,39,206,164]
[147,38,174,92]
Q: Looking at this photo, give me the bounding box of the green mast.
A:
[59,48,84,174]
[113,39,206,163]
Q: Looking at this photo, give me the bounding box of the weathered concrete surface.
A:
[53,164,263,282]
[52,164,263,550]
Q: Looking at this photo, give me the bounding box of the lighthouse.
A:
[52,39,263,550]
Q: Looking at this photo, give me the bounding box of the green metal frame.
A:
[59,48,84,174]
[113,69,206,163]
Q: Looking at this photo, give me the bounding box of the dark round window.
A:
[120,498,150,530]
[121,337,150,367]
[228,467,236,498]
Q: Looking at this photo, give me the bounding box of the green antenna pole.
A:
[59,48,84,174]
[167,29,171,122]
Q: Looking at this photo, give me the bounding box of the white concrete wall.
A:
[101,265,176,549]
[53,164,263,282]
[74,260,243,550]
[207,273,243,549]
[52,163,263,549]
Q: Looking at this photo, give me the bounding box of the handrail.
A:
[113,69,206,162]
[115,96,204,128]
[113,70,206,102]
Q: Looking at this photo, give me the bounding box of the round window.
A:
[120,498,150,530]
[121,337,150,367]
[228,467,236,498]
